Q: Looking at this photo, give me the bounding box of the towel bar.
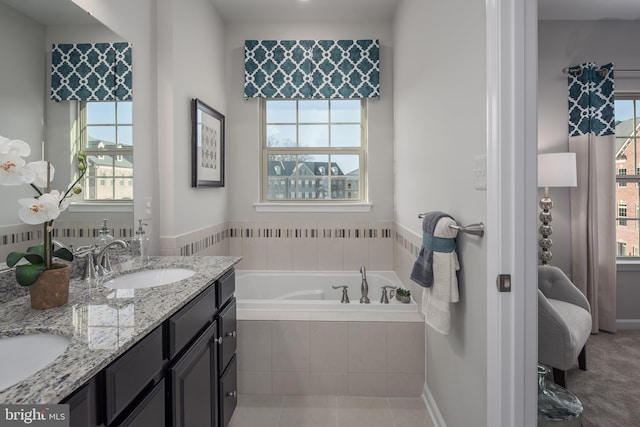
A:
[448,223,484,237]
[417,214,485,237]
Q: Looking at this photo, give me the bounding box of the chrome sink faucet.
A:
[93,240,129,277]
[359,266,370,304]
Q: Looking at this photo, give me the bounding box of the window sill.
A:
[616,259,640,272]
[254,202,372,213]
[68,202,133,213]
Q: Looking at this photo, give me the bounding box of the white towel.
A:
[422,216,460,335]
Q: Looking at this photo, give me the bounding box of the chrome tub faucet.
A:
[359,266,370,304]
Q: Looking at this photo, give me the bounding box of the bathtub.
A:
[234,270,425,396]
[235,270,421,322]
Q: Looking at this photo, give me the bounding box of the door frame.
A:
[486,0,538,425]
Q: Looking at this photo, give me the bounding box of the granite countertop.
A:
[0,255,240,404]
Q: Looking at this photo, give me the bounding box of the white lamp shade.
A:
[538,152,577,187]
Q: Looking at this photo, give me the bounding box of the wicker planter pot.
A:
[29,264,70,310]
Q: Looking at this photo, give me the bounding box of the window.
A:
[615,95,640,257]
[76,101,133,201]
[618,168,627,186]
[261,99,366,202]
[618,202,628,226]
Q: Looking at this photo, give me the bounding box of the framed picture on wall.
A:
[192,98,225,187]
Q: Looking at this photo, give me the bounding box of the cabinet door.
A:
[218,298,237,373]
[105,326,164,425]
[117,379,165,427]
[219,356,237,427]
[169,320,218,427]
[62,376,103,427]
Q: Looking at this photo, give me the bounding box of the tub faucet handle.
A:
[380,285,397,304]
[332,285,350,304]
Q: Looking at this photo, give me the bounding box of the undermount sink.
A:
[103,268,196,289]
[0,333,70,391]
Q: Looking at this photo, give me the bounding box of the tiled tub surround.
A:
[229,222,394,271]
[392,222,428,307]
[0,255,240,404]
[159,221,394,270]
[237,320,425,397]
[235,268,423,397]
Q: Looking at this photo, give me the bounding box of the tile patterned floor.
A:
[228,394,435,427]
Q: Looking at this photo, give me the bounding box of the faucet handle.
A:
[332,285,350,304]
[380,285,397,304]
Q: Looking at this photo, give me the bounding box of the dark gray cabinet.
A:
[169,321,218,427]
[216,271,237,427]
[62,376,103,427]
[219,356,237,427]
[105,326,164,425]
[117,379,165,427]
[60,267,236,427]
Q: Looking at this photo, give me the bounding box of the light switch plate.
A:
[474,155,487,190]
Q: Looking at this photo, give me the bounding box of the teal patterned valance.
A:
[567,62,615,137]
[51,42,133,101]
[244,39,380,99]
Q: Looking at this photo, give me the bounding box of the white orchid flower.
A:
[18,193,61,225]
[0,139,36,186]
[0,137,31,156]
[24,161,55,188]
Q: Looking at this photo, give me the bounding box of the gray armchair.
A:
[538,265,592,387]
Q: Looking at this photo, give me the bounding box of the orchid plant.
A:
[0,136,86,286]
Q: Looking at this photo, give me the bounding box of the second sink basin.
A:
[0,333,70,392]
[103,268,196,289]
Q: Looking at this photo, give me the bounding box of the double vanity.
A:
[0,255,240,427]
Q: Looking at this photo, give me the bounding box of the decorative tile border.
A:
[228,224,393,239]
[179,229,230,256]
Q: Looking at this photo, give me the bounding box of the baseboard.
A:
[616,319,640,330]
[421,382,446,427]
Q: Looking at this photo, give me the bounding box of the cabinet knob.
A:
[226,391,237,398]
[225,331,237,338]
[214,336,223,345]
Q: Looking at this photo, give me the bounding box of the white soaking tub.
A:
[235,270,421,322]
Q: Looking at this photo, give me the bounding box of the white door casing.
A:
[486,0,538,425]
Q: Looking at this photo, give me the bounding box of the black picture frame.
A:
[192,98,225,187]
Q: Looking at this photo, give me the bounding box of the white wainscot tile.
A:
[292,238,319,271]
[271,321,310,372]
[309,321,348,373]
[267,237,293,270]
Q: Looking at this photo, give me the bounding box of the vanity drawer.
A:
[216,269,235,308]
[168,283,216,359]
[219,356,237,427]
[105,326,164,425]
[217,298,236,373]
[116,379,165,427]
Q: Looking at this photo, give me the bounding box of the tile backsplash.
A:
[1,219,421,280]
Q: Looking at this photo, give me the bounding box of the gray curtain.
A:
[567,62,616,333]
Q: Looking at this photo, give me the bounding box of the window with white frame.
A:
[261,99,366,202]
[615,95,640,256]
[76,101,133,201]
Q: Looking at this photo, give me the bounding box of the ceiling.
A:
[538,0,640,21]
[3,0,637,31]
[209,0,399,22]
[0,0,97,25]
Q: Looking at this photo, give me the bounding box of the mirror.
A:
[0,0,133,257]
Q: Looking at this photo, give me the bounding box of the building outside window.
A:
[262,99,366,202]
[76,101,133,201]
[615,95,640,257]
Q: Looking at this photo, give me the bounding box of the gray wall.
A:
[393,0,488,425]
[0,2,45,226]
[224,20,395,222]
[538,20,640,321]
